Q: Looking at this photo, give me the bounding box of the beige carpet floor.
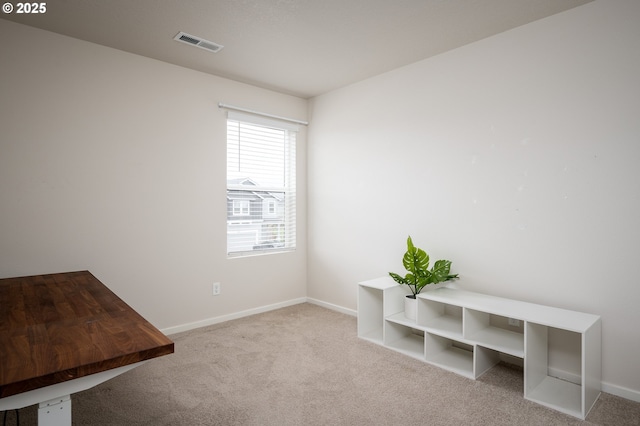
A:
[4,303,640,425]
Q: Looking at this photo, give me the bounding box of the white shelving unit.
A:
[357,277,601,420]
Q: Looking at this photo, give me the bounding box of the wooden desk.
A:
[0,271,174,425]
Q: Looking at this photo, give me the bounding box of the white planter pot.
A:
[404,295,417,321]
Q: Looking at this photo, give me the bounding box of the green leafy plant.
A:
[389,236,458,298]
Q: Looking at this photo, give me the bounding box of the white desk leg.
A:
[38,395,71,426]
[1,361,147,424]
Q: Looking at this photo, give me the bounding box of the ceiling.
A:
[2,0,592,99]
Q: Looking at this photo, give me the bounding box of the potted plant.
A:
[389,236,458,320]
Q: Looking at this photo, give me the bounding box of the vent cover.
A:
[174,32,224,53]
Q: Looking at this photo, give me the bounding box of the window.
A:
[232,200,250,216]
[264,199,277,217]
[226,111,297,256]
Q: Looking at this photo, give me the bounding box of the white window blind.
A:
[226,111,297,256]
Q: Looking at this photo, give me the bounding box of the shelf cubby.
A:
[475,345,501,378]
[525,322,601,419]
[416,297,463,340]
[424,333,474,379]
[384,320,424,360]
[357,284,385,344]
[357,277,411,344]
[464,309,524,358]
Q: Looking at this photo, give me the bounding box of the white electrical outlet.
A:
[212,282,221,296]
[508,317,520,327]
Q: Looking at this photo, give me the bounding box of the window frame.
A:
[225,111,297,258]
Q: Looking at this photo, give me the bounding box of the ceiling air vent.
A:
[174,32,224,53]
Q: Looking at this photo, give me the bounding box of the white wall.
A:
[0,19,308,331]
[307,0,640,398]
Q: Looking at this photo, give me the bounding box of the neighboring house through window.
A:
[226,111,297,256]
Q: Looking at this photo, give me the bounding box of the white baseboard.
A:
[161,297,307,335]
[306,297,356,316]
[602,381,640,403]
[161,297,355,336]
